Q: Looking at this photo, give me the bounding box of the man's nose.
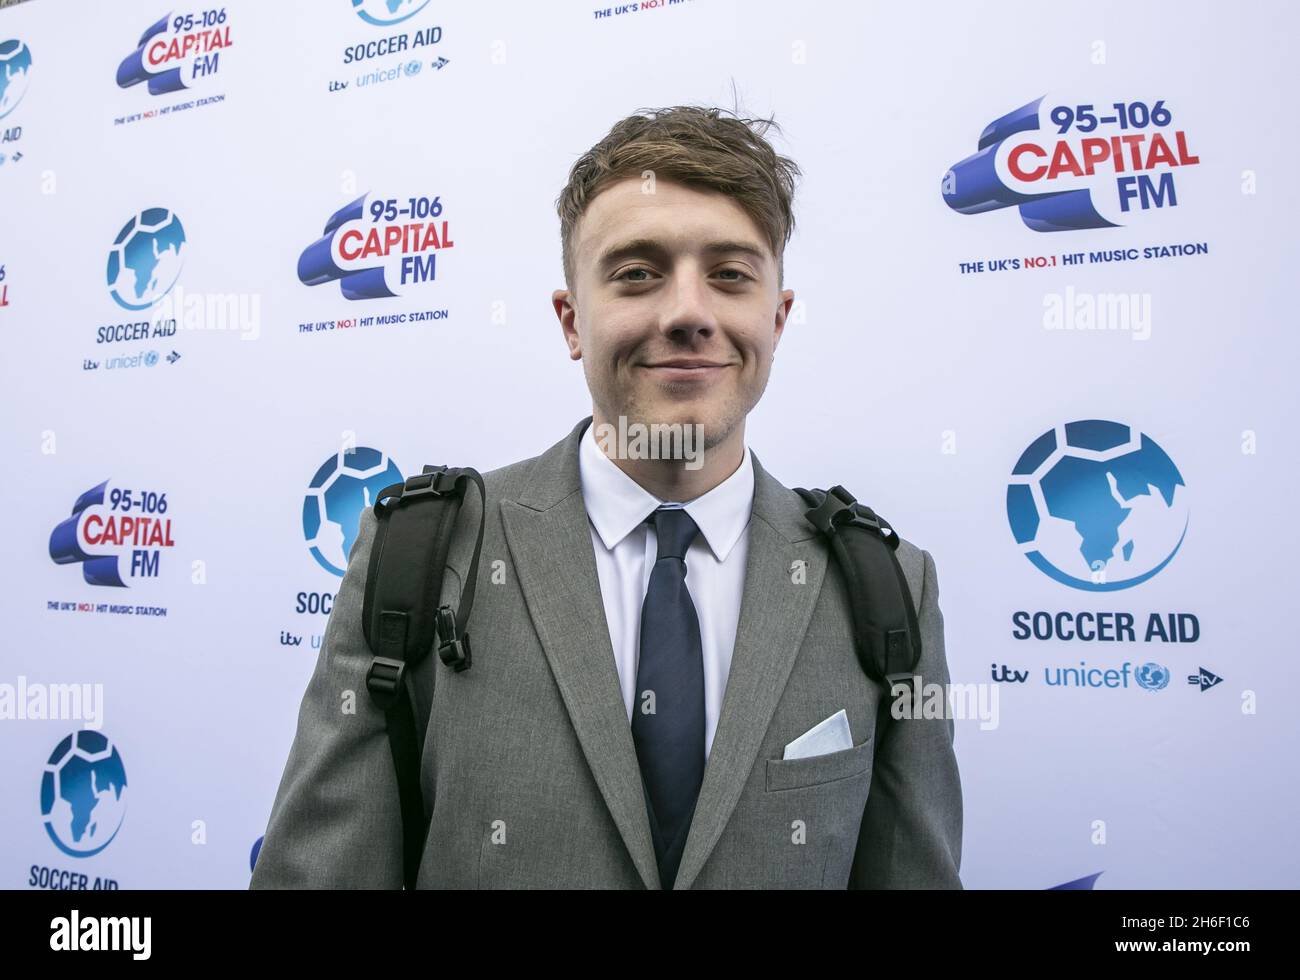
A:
[657,267,718,344]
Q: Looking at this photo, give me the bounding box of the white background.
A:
[1,0,1296,888]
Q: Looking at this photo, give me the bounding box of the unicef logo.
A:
[40,730,128,859]
[0,39,32,120]
[1135,662,1171,692]
[1007,420,1189,591]
[303,447,403,576]
[352,0,431,26]
[106,208,187,311]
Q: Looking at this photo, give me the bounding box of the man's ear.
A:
[553,288,581,360]
[772,288,794,353]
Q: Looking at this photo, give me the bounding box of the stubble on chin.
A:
[592,360,758,455]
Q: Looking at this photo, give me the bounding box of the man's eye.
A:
[716,268,751,282]
[617,268,653,282]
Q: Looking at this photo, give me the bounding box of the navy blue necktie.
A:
[631,506,705,890]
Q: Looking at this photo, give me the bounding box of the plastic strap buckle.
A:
[435,605,472,672]
[366,656,407,711]
[807,485,896,543]
[399,466,458,502]
[884,670,918,707]
[804,485,858,536]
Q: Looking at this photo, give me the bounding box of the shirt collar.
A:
[578,419,753,562]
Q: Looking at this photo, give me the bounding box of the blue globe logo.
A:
[40,730,128,859]
[106,208,187,311]
[352,0,432,26]
[1007,420,1188,591]
[1135,662,1171,692]
[303,447,403,576]
[0,39,32,120]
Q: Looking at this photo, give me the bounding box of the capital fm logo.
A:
[1006,420,1188,591]
[49,481,176,587]
[303,447,403,576]
[352,0,432,26]
[106,208,187,311]
[116,9,233,95]
[298,193,454,300]
[943,95,1201,231]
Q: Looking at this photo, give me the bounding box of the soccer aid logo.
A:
[303,447,403,576]
[0,39,32,119]
[40,731,129,859]
[1006,420,1189,591]
[106,208,187,311]
[352,0,432,26]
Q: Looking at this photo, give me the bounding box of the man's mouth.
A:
[639,359,734,382]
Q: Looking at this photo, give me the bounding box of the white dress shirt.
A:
[577,420,754,761]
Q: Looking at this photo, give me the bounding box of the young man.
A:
[252,106,963,889]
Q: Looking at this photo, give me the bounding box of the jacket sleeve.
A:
[250,506,405,888]
[849,547,964,888]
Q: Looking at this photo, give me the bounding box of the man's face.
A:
[554,176,794,453]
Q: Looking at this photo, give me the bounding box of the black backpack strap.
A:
[360,464,486,889]
[793,485,922,750]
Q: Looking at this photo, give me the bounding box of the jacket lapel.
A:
[499,416,662,890]
[671,450,827,889]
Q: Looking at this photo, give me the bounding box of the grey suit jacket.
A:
[251,416,963,889]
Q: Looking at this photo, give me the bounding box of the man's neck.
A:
[590,411,746,503]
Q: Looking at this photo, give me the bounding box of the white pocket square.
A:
[783,708,853,760]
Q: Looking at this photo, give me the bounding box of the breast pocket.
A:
[765,736,874,793]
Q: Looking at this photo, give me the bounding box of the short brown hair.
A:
[555,105,801,292]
